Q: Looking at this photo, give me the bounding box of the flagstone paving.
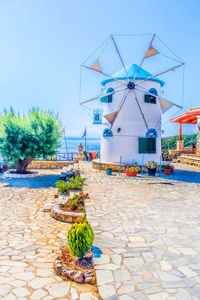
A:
[82,162,200,300]
[0,169,99,300]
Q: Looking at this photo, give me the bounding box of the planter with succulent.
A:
[51,192,88,223]
[126,165,140,176]
[55,220,96,284]
[145,161,158,176]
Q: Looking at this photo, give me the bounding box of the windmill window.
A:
[138,137,156,154]
[144,94,157,104]
[93,109,103,124]
[103,128,113,137]
[100,87,114,103]
[145,128,158,138]
[149,88,158,96]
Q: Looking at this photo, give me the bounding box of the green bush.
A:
[56,180,71,194]
[67,220,94,258]
[69,176,84,190]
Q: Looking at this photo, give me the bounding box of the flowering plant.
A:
[62,192,89,212]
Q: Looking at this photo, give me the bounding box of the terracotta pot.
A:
[164,168,171,175]
[126,171,138,176]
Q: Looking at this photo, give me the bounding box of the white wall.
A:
[100,79,162,164]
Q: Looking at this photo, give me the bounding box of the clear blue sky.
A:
[0,0,199,137]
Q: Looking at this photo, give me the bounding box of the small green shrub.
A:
[163,165,171,169]
[69,176,84,190]
[56,180,70,194]
[127,165,140,172]
[67,220,94,258]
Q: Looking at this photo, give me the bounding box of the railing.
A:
[55,152,78,162]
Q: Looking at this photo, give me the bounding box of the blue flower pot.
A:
[106,168,113,176]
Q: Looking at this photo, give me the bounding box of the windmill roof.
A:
[101,64,165,87]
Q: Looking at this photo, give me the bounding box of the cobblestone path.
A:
[0,170,99,300]
[82,162,200,300]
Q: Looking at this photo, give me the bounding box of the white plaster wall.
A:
[100,79,162,164]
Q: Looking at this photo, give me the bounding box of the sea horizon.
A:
[58,136,101,153]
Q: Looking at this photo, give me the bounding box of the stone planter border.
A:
[51,204,86,223]
[55,258,96,284]
[4,171,39,178]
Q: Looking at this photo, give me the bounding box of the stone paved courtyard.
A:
[0,169,99,300]
[1,164,200,299]
[82,162,200,300]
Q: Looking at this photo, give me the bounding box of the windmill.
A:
[79,34,185,164]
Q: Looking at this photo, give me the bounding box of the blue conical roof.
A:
[101,64,165,87]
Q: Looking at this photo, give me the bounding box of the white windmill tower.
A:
[80,34,184,165]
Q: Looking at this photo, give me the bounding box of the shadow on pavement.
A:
[0,174,60,189]
[157,169,200,184]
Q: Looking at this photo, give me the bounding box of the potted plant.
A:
[145,161,158,176]
[163,165,174,175]
[170,165,174,174]
[126,165,140,176]
[106,168,113,175]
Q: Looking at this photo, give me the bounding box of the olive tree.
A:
[0,108,63,173]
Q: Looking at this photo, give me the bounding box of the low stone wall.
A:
[28,161,74,169]
[5,171,39,178]
[92,159,130,172]
[180,155,200,168]
[170,148,195,158]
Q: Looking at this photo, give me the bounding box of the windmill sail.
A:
[158,97,181,113]
[144,45,159,59]
[104,111,118,124]
[91,60,102,72]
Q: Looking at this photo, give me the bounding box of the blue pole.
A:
[99,154,101,173]
[141,156,144,176]
[119,156,122,176]
[160,155,162,176]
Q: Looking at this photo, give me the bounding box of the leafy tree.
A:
[0,108,63,173]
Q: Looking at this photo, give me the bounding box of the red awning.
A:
[171,107,200,124]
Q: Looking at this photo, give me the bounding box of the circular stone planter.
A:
[4,171,39,178]
[55,258,96,284]
[51,204,86,223]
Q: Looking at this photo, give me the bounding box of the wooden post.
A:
[196,116,200,157]
[179,123,182,141]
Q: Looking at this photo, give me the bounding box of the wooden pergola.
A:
[171,107,200,140]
